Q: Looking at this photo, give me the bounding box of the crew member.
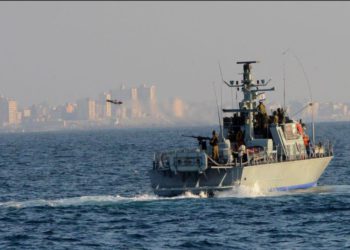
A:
[296,122,303,135]
[236,129,244,148]
[257,100,267,116]
[303,134,310,156]
[273,111,279,125]
[300,119,307,131]
[277,108,286,124]
[257,100,268,134]
[238,144,246,164]
[210,130,219,161]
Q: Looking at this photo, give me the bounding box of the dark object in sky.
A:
[106,99,123,105]
[236,60,259,64]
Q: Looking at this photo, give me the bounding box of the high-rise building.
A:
[131,87,138,101]
[30,103,50,122]
[0,98,18,126]
[139,84,158,117]
[139,84,156,101]
[130,87,141,118]
[65,103,75,114]
[173,97,185,118]
[16,111,22,124]
[22,108,32,123]
[97,92,112,119]
[105,93,112,118]
[8,99,18,124]
[88,100,96,120]
[77,98,96,120]
[111,85,130,120]
[62,103,76,120]
[109,84,160,121]
[23,108,32,118]
[0,96,6,126]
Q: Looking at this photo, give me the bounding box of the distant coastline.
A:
[1,84,349,134]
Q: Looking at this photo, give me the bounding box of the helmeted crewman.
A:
[210,130,219,161]
[273,111,279,125]
[257,98,268,133]
[277,108,286,124]
[257,100,267,116]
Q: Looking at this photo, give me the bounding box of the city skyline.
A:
[0,84,200,132]
[0,81,350,134]
[0,3,350,107]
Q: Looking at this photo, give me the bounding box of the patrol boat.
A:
[149,61,333,197]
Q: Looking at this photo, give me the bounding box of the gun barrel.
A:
[182,135,210,140]
[182,135,196,138]
[201,137,211,140]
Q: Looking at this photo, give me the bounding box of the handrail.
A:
[154,139,333,171]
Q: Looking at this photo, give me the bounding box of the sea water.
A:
[0,122,349,249]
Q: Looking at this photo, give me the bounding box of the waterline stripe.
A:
[273,181,317,192]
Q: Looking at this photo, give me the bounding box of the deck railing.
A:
[153,140,334,170]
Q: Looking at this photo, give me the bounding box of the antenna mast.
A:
[283,58,286,110]
[221,61,275,144]
[212,82,224,140]
[283,49,315,145]
[218,61,234,108]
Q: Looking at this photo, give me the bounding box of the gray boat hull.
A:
[149,156,333,197]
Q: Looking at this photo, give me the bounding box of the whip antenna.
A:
[218,61,235,109]
[282,52,287,111]
[284,48,315,145]
[212,81,223,140]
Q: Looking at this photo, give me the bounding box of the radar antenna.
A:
[221,60,275,143]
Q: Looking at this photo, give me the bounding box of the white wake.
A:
[1,185,348,209]
[215,184,350,199]
[0,192,207,209]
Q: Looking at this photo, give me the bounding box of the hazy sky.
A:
[0,2,349,107]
